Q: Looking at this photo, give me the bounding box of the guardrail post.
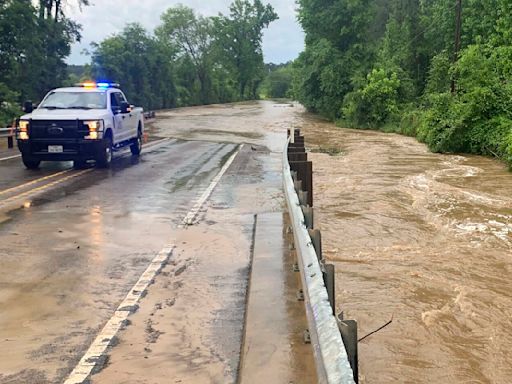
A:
[298,190,308,206]
[301,206,314,229]
[288,152,307,162]
[293,137,305,147]
[289,160,313,207]
[323,263,335,315]
[338,318,359,383]
[308,229,322,261]
[294,180,303,194]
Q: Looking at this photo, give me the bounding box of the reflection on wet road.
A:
[302,116,512,383]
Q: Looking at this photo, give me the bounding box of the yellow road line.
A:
[0,169,72,196]
[0,137,173,204]
[0,169,93,206]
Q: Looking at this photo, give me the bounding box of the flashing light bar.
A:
[75,82,120,89]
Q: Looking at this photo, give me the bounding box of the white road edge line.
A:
[0,154,21,162]
[63,246,175,384]
[64,142,243,384]
[181,144,243,227]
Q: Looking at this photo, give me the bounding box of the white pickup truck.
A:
[16,82,144,169]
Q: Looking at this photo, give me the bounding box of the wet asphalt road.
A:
[0,139,240,382]
[0,101,298,384]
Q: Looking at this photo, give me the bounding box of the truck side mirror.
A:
[23,101,33,113]
[120,101,130,114]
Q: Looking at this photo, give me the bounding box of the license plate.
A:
[48,145,63,153]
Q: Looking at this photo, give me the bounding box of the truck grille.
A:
[30,120,87,139]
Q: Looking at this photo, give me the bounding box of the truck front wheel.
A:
[22,156,41,170]
[96,136,113,168]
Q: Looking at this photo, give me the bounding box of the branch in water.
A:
[358,314,394,343]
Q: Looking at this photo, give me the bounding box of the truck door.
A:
[110,91,129,143]
[119,91,138,136]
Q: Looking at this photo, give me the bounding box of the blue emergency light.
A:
[75,82,120,89]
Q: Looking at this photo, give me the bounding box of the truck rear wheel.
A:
[130,129,142,156]
[22,156,41,170]
[96,136,113,168]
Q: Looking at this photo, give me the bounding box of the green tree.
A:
[156,5,215,104]
[91,24,177,110]
[0,0,85,102]
[262,63,293,98]
[214,0,278,99]
[293,0,375,119]
[0,83,20,127]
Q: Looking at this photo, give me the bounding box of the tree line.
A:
[91,1,277,110]
[0,0,278,125]
[0,0,88,125]
[293,0,512,165]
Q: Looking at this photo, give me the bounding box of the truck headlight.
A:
[18,120,29,140]
[84,120,103,140]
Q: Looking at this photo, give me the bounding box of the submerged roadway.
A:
[0,101,312,384]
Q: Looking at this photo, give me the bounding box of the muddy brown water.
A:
[299,114,512,383]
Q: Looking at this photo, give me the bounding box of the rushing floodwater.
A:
[299,113,512,383]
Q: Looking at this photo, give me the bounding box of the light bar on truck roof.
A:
[75,82,120,89]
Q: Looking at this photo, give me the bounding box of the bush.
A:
[417,44,512,159]
[398,107,424,137]
[0,83,21,127]
[342,68,401,128]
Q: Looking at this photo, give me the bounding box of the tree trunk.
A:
[55,0,61,22]
[239,81,246,100]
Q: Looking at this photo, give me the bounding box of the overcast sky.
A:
[66,0,304,65]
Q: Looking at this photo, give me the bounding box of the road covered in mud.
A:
[0,101,312,384]
[301,115,512,383]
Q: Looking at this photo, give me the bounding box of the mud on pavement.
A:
[0,101,306,384]
[69,101,301,383]
[90,143,284,383]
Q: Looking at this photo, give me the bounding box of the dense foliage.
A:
[0,0,277,125]
[0,0,84,125]
[293,0,512,164]
[260,62,294,98]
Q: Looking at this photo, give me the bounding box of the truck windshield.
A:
[39,92,107,110]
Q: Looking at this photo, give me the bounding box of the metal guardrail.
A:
[0,127,15,148]
[143,111,156,119]
[283,128,357,384]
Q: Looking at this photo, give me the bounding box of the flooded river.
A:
[299,114,512,383]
